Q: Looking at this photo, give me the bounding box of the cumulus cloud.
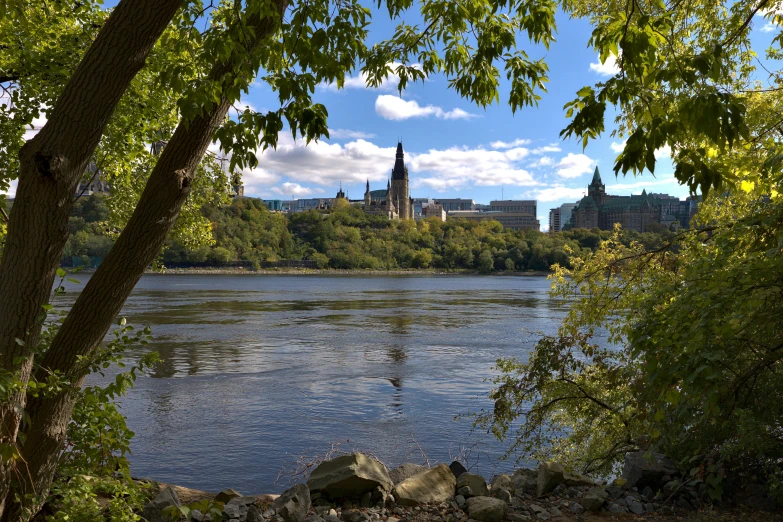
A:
[531,144,561,154]
[604,177,681,192]
[761,22,778,32]
[375,95,478,121]
[490,138,532,149]
[589,53,620,76]
[518,185,586,202]
[328,128,377,140]
[409,146,537,190]
[528,156,554,168]
[556,153,595,178]
[269,182,324,198]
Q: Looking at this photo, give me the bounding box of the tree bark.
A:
[0,0,182,517]
[3,3,287,520]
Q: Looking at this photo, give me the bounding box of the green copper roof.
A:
[369,189,387,200]
[576,196,597,210]
[590,167,602,185]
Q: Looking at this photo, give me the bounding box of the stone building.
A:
[363,142,415,220]
[571,167,693,231]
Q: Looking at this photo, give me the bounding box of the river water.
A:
[59,274,567,494]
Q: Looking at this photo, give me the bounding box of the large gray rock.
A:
[307,453,392,499]
[512,468,538,495]
[622,451,679,490]
[489,474,513,493]
[456,472,488,497]
[246,505,264,522]
[273,484,312,522]
[466,496,508,522]
[392,463,456,506]
[215,488,242,504]
[142,486,181,522]
[388,463,428,485]
[536,462,565,497]
[580,487,608,511]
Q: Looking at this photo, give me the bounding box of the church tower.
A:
[588,166,606,206]
[390,141,412,220]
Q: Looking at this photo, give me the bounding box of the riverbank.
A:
[144,267,552,276]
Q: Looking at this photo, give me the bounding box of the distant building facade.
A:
[363,142,415,220]
[571,167,694,231]
[490,200,537,216]
[549,208,561,233]
[435,198,476,212]
[422,203,446,221]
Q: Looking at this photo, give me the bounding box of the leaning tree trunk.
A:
[0,0,183,517]
[2,3,288,519]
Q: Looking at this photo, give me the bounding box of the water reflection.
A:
[62,274,567,493]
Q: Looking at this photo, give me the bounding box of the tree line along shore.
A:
[57,195,674,273]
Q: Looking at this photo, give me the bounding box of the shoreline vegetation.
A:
[144,267,552,276]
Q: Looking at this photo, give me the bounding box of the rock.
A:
[490,487,511,504]
[644,503,655,513]
[389,463,428,485]
[272,484,311,522]
[142,486,182,522]
[627,499,644,514]
[465,496,507,522]
[675,497,693,510]
[392,463,456,506]
[580,487,608,512]
[621,451,679,490]
[215,488,242,504]
[489,474,513,493]
[641,486,653,499]
[507,514,531,522]
[454,495,467,509]
[562,470,594,488]
[536,462,565,497]
[305,517,325,522]
[568,501,585,515]
[607,502,624,513]
[449,461,468,478]
[457,486,473,497]
[606,485,625,499]
[457,473,489,498]
[247,506,263,522]
[341,510,368,522]
[512,469,537,495]
[308,454,392,499]
[324,516,341,522]
[227,496,258,507]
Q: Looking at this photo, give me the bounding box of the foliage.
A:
[477,184,783,497]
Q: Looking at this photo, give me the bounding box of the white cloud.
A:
[410,146,537,190]
[528,156,554,168]
[490,138,532,149]
[4,179,18,198]
[269,182,323,198]
[375,95,478,121]
[320,63,420,92]
[589,53,620,76]
[329,128,377,140]
[761,22,778,32]
[519,185,586,202]
[604,177,680,192]
[556,153,595,178]
[531,144,561,154]
[611,140,671,158]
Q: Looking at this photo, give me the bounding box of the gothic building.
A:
[571,167,695,231]
[363,141,415,220]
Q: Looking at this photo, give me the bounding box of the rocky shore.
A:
[139,451,780,522]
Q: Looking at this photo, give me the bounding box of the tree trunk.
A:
[2,3,287,519]
[0,0,183,517]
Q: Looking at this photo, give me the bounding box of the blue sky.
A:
[5,4,781,229]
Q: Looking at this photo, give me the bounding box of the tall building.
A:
[434,198,475,212]
[571,167,692,231]
[490,200,537,216]
[549,208,560,232]
[363,141,414,220]
[559,203,577,230]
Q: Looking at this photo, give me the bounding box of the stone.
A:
[607,502,624,513]
[605,485,625,499]
[324,516,341,522]
[621,451,679,490]
[465,496,507,522]
[644,503,655,513]
[389,463,428,485]
[512,469,538,495]
[215,488,242,504]
[562,470,594,488]
[548,506,561,517]
[305,517,325,522]
[341,510,368,522]
[246,506,263,522]
[392,463,457,506]
[227,496,259,507]
[449,461,468,478]
[534,514,550,521]
[641,486,653,499]
[507,514,531,522]
[536,462,566,497]
[455,495,467,509]
[627,499,644,514]
[308,454,393,499]
[579,487,608,512]
[272,484,312,522]
[489,474,513,493]
[675,497,693,510]
[223,501,243,519]
[142,486,182,522]
[489,487,511,504]
[568,501,585,515]
[529,504,546,515]
[457,473,489,498]
[457,486,473,497]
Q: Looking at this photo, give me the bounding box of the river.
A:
[58,274,567,494]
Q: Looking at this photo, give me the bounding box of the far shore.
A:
[139,267,552,276]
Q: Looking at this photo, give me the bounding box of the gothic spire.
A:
[591,166,603,186]
[392,141,407,181]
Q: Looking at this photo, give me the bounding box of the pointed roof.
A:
[590,167,603,186]
[392,141,407,181]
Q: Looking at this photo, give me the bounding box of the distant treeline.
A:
[63,196,674,271]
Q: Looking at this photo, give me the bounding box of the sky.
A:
[4,5,782,229]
